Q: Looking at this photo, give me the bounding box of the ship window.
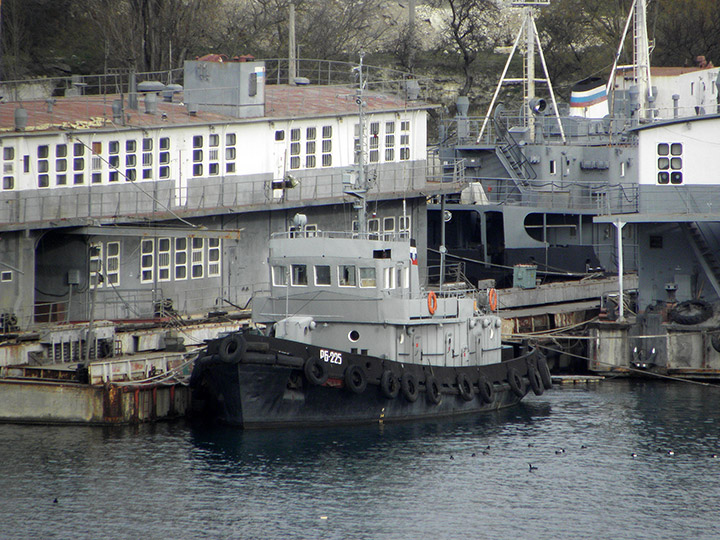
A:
[359,267,376,288]
[3,147,14,160]
[373,249,391,259]
[658,157,669,170]
[657,143,669,156]
[671,143,682,156]
[658,172,669,184]
[383,217,395,237]
[339,265,356,287]
[649,235,663,249]
[348,330,360,342]
[175,238,188,280]
[89,242,103,289]
[1,271,12,282]
[383,267,396,289]
[368,218,379,239]
[2,176,13,190]
[272,265,287,286]
[291,264,308,286]
[315,265,331,286]
[399,215,411,236]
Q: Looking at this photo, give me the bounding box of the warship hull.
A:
[190,331,549,428]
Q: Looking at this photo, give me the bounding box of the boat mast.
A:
[348,54,369,234]
[477,1,564,143]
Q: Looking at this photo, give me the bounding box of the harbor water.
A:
[2,379,720,539]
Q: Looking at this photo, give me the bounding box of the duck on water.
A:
[188,228,552,429]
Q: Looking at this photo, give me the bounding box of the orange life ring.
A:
[488,288,498,311]
[427,291,438,315]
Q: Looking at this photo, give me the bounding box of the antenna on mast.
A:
[477,0,565,143]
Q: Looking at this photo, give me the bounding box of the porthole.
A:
[348,330,360,342]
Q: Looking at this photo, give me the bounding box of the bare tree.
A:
[432,0,499,96]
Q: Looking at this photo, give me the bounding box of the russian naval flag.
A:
[410,241,418,265]
[569,77,609,119]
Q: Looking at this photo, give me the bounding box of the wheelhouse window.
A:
[291,264,308,286]
[339,265,356,287]
[359,267,376,288]
[657,142,683,184]
[272,265,287,286]
[315,265,331,286]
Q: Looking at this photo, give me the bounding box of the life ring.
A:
[507,367,524,398]
[488,288,498,311]
[427,291,438,315]
[345,365,367,394]
[457,373,474,401]
[477,375,494,404]
[537,354,553,390]
[304,357,329,386]
[380,369,400,399]
[425,375,442,405]
[528,366,544,396]
[401,372,419,402]
[218,334,247,363]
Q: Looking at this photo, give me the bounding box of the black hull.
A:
[190,331,550,429]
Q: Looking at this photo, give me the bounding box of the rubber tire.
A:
[712,332,720,354]
[345,365,367,394]
[477,375,494,404]
[304,357,329,386]
[219,334,247,363]
[507,367,524,398]
[401,372,419,402]
[528,367,544,396]
[537,355,552,390]
[669,300,713,325]
[425,375,442,405]
[457,373,473,401]
[380,370,400,399]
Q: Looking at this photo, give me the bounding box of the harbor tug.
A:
[189,225,550,428]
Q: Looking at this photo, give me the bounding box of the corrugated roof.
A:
[0,85,428,135]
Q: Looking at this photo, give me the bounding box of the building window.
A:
[193,136,203,148]
[315,265,331,286]
[158,238,171,281]
[89,243,103,289]
[140,239,154,283]
[191,238,204,278]
[74,142,84,156]
[359,267,377,288]
[92,173,102,184]
[400,121,410,161]
[339,265,356,287]
[159,166,169,179]
[226,133,236,174]
[175,238,188,280]
[74,173,84,185]
[208,238,221,276]
[39,175,49,187]
[291,264,308,286]
[106,242,120,286]
[321,125,332,167]
[275,130,285,141]
[3,147,14,160]
[2,176,13,190]
[272,265,287,286]
[109,171,118,182]
[56,174,66,186]
[385,121,395,161]
[369,121,380,163]
[125,169,136,182]
[305,126,316,168]
[0,271,12,282]
[657,142,683,184]
[109,141,119,154]
[160,137,170,150]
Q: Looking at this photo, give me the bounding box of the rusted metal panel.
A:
[103,385,123,423]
